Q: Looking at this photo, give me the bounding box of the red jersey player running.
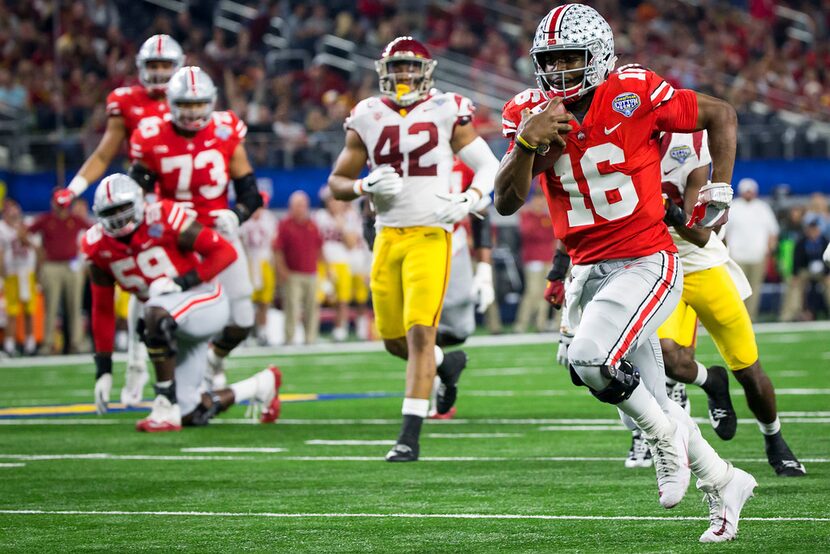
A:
[83,174,281,431]
[495,4,753,543]
[128,66,263,392]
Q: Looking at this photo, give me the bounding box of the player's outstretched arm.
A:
[67,117,128,199]
[329,130,371,201]
[665,165,712,247]
[174,221,238,289]
[694,92,737,187]
[451,123,499,203]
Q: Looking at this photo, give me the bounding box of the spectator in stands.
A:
[0,199,37,356]
[513,191,556,333]
[779,205,806,321]
[0,68,28,111]
[790,216,830,319]
[28,191,90,354]
[724,178,779,321]
[275,191,323,345]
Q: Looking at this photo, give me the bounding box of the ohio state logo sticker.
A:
[611,92,640,117]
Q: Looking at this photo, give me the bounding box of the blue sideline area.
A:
[3,159,830,213]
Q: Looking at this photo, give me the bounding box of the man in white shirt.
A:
[724,178,779,320]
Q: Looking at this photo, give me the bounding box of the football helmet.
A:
[166,66,217,132]
[93,174,145,237]
[136,34,184,94]
[530,4,617,102]
[375,36,437,106]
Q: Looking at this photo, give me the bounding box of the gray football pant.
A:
[217,234,255,328]
[438,244,475,342]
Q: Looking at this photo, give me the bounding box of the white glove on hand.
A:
[356,165,403,197]
[823,243,830,266]
[556,333,573,367]
[148,276,183,298]
[94,372,112,415]
[687,181,733,228]
[434,189,481,225]
[209,209,240,238]
[471,262,495,314]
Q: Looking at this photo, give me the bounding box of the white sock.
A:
[402,397,430,418]
[156,380,172,388]
[664,400,731,488]
[434,345,444,368]
[665,377,677,386]
[3,336,14,352]
[230,373,261,402]
[618,386,673,438]
[757,416,781,436]
[693,361,708,387]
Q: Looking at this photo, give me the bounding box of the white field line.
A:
[306,434,524,445]
[180,447,285,453]
[539,426,627,431]
[0,454,252,461]
[305,440,394,446]
[0,509,827,523]
[425,433,523,438]
[0,463,25,468]
[5,320,829,369]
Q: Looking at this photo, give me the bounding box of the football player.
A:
[128,66,263,391]
[622,130,804,476]
[239,193,277,346]
[83,174,280,431]
[496,4,754,542]
[0,199,37,356]
[56,35,184,408]
[328,37,499,461]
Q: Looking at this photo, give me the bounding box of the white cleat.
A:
[646,420,691,509]
[120,364,149,406]
[136,395,182,432]
[205,347,227,390]
[94,373,112,414]
[625,430,653,468]
[698,467,758,543]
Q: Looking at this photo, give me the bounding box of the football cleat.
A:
[704,366,737,440]
[428,406,457,420]
[764,432,806,477]
[258,366,283,424]
[646,420,691,509]
[436,350,467,415]
[666,380,690,414]
[136,395,182,432]
[94,373,113,415]
[120,364,149,407]
[385,442,419,462]
[625,430,653,468]
[205,347,228,390]
[698,466,757,543]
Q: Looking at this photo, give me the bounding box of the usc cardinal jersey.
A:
[81,200,200,302]
[106,85,170,147]
[129,111,247,226]
[346,91,474,231]
[502,66,700,265]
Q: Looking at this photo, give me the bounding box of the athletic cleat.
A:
[698,466,757,543]
[205,347,227,390]
[704,366,737,440]
[385,443,419,462]
[765,432,806,477]
[436,350,467,415]
[428,406,457,420]
[136,395,182,432]
[258,366,283,424]
[94,373,113,415]
[625,430,653,468]
[646,420,691,509]
[666,380,691,414]
[120,364,149,406]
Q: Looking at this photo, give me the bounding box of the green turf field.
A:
[1,327,829,552]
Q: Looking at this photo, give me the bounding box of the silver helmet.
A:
[93,174,145,237]
[166,66,217,132]
[530,4,617,102]
[136,34,184,94]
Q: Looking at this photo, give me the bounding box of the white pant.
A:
[439,244,475,341]
[217,234,255,328]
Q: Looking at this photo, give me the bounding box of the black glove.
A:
[664,201,687,227]
[547,250,571,282]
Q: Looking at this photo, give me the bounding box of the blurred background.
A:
[0,0,828,355]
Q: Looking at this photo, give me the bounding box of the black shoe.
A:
[385,442,419,462]
[436,351,467,415]
[765,432,806,477]
[703,366,738,440]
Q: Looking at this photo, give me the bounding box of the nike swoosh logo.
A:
[204,139,217,146]
[604,123,621,135]
[663,168,677,176]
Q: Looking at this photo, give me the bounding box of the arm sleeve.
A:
[91,281,116,353]
[191,225,238,282]
[471,211,493,250]
[457,137,498,201]
[230,173,263,224]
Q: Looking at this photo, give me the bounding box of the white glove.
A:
[434,189,481,225]
[823,243,830,266]
[94,372,112,415]
[209,209,240,238]
[687,181,733,228]
[556,333,572,367]
[148,276,183,298]
[472,261,495,314]
[355,165,403,197]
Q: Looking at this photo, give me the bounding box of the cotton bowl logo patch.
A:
[215,125,232,140]
[670,145,692,164]
[148,224,163,238]
[612,92,640,117]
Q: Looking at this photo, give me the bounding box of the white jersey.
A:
[239,210,277,264]
[315,207,362,264]
[0,220,36,274]
[345,91,474,231]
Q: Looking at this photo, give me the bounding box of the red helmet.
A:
[375,37,437,106]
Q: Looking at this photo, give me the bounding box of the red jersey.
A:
[451,157,474,234]
[501,66,699,264]
[129,110,247,226]
[106,85,170,145]
[81,200,200,302]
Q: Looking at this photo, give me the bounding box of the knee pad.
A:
[590,360,641,405]
[436,330,466,348]
[212,325,252,355]
[186,393,224,426]
[143,315,178,363]
[568,336,605,368]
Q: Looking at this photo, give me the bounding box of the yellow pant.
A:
[371,226,451,339]
[319,262,371,304]
[251,261,275,305]
[114,286,130,320]
[4,272,36,316]
[658,264,758,370]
